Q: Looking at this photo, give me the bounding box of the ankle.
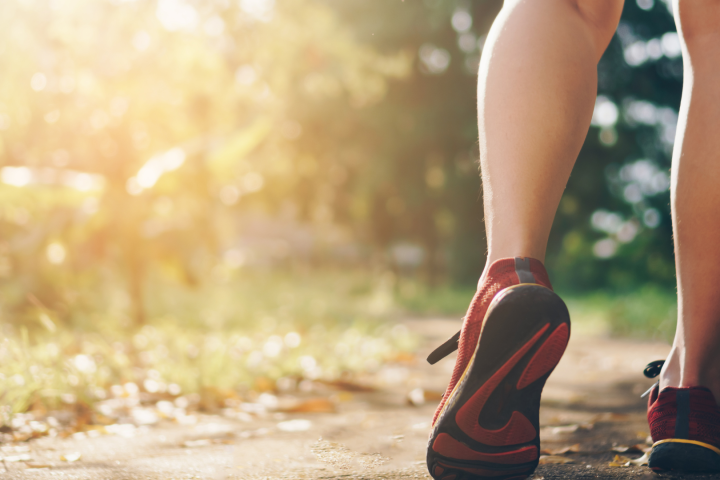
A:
[660,346,720,404]
[486,250,546,267]
[478,256,552,291]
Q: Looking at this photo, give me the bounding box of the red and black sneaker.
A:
[426,257,570,480]
[643,361,720,473]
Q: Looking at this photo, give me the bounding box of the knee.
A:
[571,0,625,52]
[676,0,720,49]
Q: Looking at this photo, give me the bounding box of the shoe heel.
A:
[427,285,570,480]
[649,440,720,473]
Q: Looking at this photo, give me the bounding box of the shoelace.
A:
[426,330,460,365]
[641,359,665,398]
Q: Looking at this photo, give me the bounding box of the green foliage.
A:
[0,270,417,415]
[549,1,681,289]
[395,278,475,317]
[0,0,411,327]
[564,286,677,342]
[0,0,684,415]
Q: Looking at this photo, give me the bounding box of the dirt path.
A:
[2,318,714,479]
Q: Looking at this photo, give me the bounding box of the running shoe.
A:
[643,360,720,473]
[426,257,570,480]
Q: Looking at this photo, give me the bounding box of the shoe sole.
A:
[649,440,720,473]
[427,284,570,480]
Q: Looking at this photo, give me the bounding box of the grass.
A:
[0,269,418,417]
[396,278,677,342]
[0,268,677,422]
[563,286,677,342]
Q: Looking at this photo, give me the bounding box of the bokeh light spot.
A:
[30,73,47,91]
[236,65,257,86]
[46,242,66,265]
[156,0,198,31]
[451,10,472,33]
[661,32,681,58]
[593,238,618,259]
[592,96,618,128]
[219,185,240,205]
[242,172,264,192]
[643,208,661,228]
[419,44,450,75]
[132,31,151,51]
[599,127,617,146]
[1,166,32,187]
[240,0,275,22]
[458,32,476,53]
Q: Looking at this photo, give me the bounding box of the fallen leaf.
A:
[612,444,650,454]
[83,424,108,432]
[629,452,650,466]
[332,392,354,403]
[389,352,416,364]
[2,453,32,462]
[540,444,581,455]
[254,377,274,393]
[550,423,593,435]
[319,380,376,392]
[538,455,574,464]
[276,419,312,432]
[279,398,335,413]
[407,388,425,407]
[60,452,81,462]
[0,445,30,453]
[609,454,648,467]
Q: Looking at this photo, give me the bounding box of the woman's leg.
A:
[479,0,623,268]
[660,0,720,402]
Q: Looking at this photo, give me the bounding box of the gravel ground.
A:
[2,318,714,479]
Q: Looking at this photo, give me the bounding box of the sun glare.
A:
[128,147,187,194]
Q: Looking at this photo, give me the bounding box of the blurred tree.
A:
[550,0,680,291]
[324,0,681,291]
[0,0,410,327]
[0,0,683,334]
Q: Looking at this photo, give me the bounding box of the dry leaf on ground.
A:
[60,452,81,462]
[541,443,581,455]
[609,453,648,467]
[550,423,593,434]
[538,455,574,464]
[2,453,32,462]
[612,444,651,454]
[629,452,650,466]
[319,380,377,392]
[407,388,425,406]
[279,398,336,413]
[276,419,312,432]
[609,455,632,467]
[388,352,416,364]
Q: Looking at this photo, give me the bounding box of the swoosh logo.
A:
[432,433,538,463]
[455,323,549,446]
